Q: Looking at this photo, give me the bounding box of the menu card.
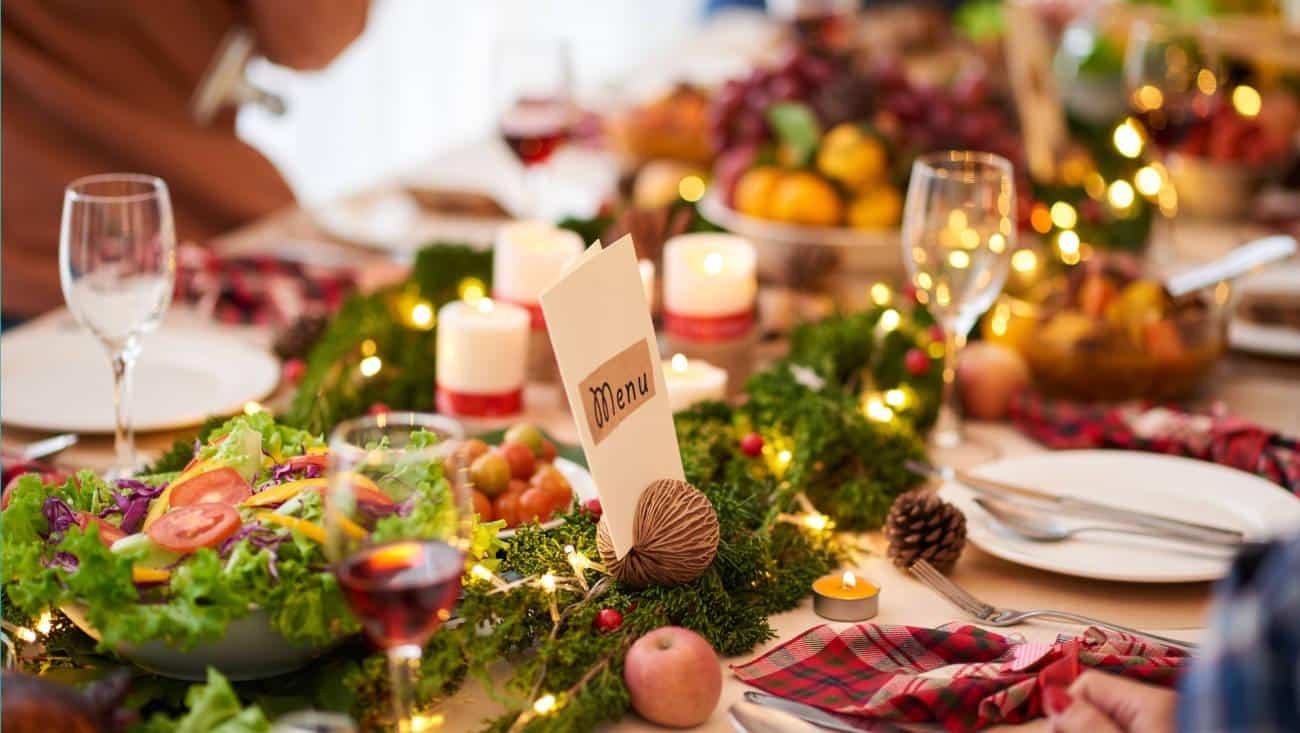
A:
[539,236,685,558]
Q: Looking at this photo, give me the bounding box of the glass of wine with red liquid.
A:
[493,37,573,217]
[327,412,469,733]
[1124,21,1222,152]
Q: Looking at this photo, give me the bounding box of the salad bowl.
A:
[61,604,332,681]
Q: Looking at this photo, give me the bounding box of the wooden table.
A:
[5,150,1300,730]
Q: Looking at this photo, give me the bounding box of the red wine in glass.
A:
[1132,93,1217,150]
[337,539,464,649]
[500,98,570,166]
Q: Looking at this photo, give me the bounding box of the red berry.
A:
[594,608,623,632]
[928,325,945,343]
[904,348,930,376]
[367,402,391,416]
[739,432,764,458]
[582,497,603,519]
[281,358,306,383]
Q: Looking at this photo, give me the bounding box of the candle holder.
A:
[435,299,529,418]
[662,233,758,397]
[492,220,583,384]
[811,570,879,622]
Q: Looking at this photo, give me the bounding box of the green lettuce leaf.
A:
[134,668,270,733]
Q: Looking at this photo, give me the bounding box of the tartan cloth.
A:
[732,624,1190,733]
[1008,390,1300,493]
[174,244,358,326]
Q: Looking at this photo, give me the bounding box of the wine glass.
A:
[901,151,1015,462]
[493,37,573,218]
[326,412,470,733]
[1124,20,1221,152]
[59,174,177,478]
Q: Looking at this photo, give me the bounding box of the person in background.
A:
[1,0,370,320]
[1046,535,1300,732]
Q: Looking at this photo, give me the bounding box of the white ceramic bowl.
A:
[62,604,334,681]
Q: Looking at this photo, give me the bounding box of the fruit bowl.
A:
[698,192,901,277]
[985,261,1229,402]
[1165,153,1284,220]
[61,604,335,681]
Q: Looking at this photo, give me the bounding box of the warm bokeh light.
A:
[410,302,434,329]
[1108,180,1135,210]
[870,282,892,306]
[1113,119,1144,159]
[359,355,383,378]
[1030,203,1052,234]
[1132,84,1164,111]
[878,308,900,331]
[1196,69,1217,95]
[947,250,971,269]
[1232,85,1262,118]
[678,175,706,202]
[1134,166,1163,197]
[988,233,1007,253]
[1049,201,1077,230]
[863,395,894,422]
[1011,249,1038,273]
[458,276,486,302]
[671,353,688,372]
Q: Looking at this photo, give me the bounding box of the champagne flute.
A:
[327,412,469,733]
[59,174,177,478]
[493,37,574,218]
[901,151,1014,461]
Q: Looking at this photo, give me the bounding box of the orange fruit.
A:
[769,172,843,226]
[733,167,783,219]
[847,185,902,229]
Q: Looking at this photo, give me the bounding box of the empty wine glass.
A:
[901,151,1015,462]
[59,174,177,478]
[494,37,574,218]
[327,412,470,733]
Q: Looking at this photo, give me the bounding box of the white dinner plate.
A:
[496,457,596,539]
[310,190,503,258]
[1,326,280,434]
[939,451,1300,583]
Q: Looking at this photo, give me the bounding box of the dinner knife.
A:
[743,692,912,733]
[906,461,1245,546]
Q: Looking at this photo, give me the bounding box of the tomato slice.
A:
[169,468,252,507]
[284,454,328,473]
[76,511,128,547]
[146,504,241,554]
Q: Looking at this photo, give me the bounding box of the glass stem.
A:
[933,325,968,449]
[109,341,139,477]
[388,644,422,733]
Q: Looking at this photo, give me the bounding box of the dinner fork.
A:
[908,560,1197,650]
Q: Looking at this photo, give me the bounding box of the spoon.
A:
[1164,234,1297,298]
[973,496,1234,553]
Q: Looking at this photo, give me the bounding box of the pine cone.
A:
[885,490,966,574]
[273,312,330,360]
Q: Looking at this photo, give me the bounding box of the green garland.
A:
[8,241,943,732]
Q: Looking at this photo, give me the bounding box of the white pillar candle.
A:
[493,220,584,314]
[663,233,757,318]
[662,353,728,412]
[639,259,656,311]
[436,299,530,396]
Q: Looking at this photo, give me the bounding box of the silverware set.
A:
[908,559,1196,650]
[905,460,1245,548]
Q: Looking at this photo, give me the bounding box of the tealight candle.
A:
[492,220,584,330]
[435,299,529,417]
[662,233,757,340]
[812,570,879,622]
[639,259,656,312]
[662,353,727,412]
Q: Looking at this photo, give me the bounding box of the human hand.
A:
[1045,670,1177,733]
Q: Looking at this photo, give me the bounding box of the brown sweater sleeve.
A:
[244,0,370,71]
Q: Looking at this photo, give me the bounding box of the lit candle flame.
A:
[703,252,724,275]
[475,297,495,313]
[670,353,688,373]
[842,570,857,589]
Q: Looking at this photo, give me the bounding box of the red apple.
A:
[623,627,721,728]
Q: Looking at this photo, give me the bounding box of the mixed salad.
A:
[2,413,499,651]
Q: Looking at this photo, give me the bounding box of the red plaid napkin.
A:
[175,244,358,326]
[1008,391,1300,493]
[732,624,1188,733]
